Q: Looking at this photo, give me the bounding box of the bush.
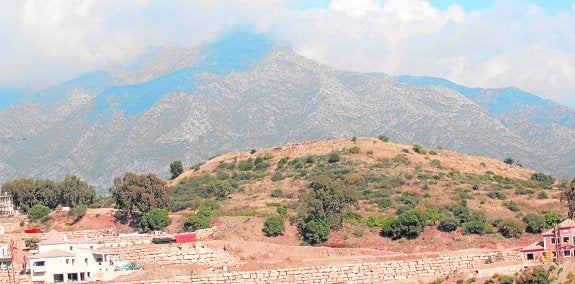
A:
[277,206,288,215]
[197,201,220,217]
[238,159,255,171]
[503,158,515,165]
[523,213,546,233]
[438,215,459,232]
[69,204,88,220]
[183,215,210,231]
[378,135,389,142]
[412,145,425,154]
[503,201,519,212]
[263,216,285,237]
[537,191,548,199]
[498,275,514,284]
[299,219,330,244]
[348,146,361,154]
[531,172,555,184]
[351,136,357,143]
[170,161,184,179]
[463,218,485,235]
[544,213,561,228]
[497,219,525,238]
[328,152,341,163]
[270,189,283,198]
[140,208,172,232]
[28,205,51,222]
[381,209,426,239]
[378,197,393,210]
[516,267,554,284]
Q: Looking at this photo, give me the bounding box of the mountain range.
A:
[1,30,574,191]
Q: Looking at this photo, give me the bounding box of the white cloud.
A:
[0,0,574,107]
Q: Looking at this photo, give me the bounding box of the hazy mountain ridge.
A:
[1,31,574,191]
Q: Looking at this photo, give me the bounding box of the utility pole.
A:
[555,224,563,264]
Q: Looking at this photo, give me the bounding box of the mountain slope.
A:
[0,31,574,191]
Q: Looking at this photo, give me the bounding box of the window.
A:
[33,261,45,266]
[563,236,570,243]
[553,251,557,258]
[72,259,75,265]
[67,273,78,281]
[69,246,73,251]
[551,237,556,244]
[85,258,88,264]
[53,274,64,283]
[66,259,69,264]
[90,246,93,249]
[566,250,572,257]
[526,253,534,260]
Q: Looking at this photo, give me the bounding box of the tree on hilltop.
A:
[110,172,171,216]
[170,161,184,179]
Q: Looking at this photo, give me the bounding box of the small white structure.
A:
[29,233,121,283]
[0,243,11,270]
[0,193,15,216]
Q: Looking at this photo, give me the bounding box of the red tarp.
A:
[175,233,196,243]
[24,228,41,233]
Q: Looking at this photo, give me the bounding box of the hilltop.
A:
[0,30,574,191]
[168,137,567,253]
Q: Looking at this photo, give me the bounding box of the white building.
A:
[0,243,11,270]
[29,233,121,283]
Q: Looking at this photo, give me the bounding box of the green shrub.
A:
[351,136,357,143]
[328,152,341,163]
[271,189,283,198]
[28,205,51,222]
[498,275,514,284]
[412,145,425,154]
[544,213,561,228]
[238,159,255,171]
[530,172,555,184]
[497,219,525,238]
[140,208,171,231]
[463,218,485,235]
[263,216,285,237]
[277,206,288,215]
[197,200,220,217]
[378,135,389,142]
[431,159,442,168]
[183,215,210,231]
[537,191,548,199]
[381,209,425,239]
[377,197,393,210]
[523,213,546,233]
[299,219,330,244]
[438,215,459,232]
[348,146,361,154]
[516,267,554,284]
[353,228,364,237]
[365,215,384,228]
[69,204,88,220]
[487,191,506,200]
[503,201,519,212]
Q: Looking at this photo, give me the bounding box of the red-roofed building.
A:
[520,219,575,261]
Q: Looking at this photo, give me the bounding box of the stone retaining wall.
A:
[114,251,522,284]
[107,242,237,266]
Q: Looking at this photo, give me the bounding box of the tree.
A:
[263,216,285,237]
[497,219,525,238]
[560,178,575,219]
[2,176,96,212]
[170,161,184,179]
[140,208,171,232]
[183,215,210,231]
[523,213,546,233]
[28,205,50,222]
[110,172,171,216]
[58,175,96,208]
[438,215,459,232]
[69,204,88,221]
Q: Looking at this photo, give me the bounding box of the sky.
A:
[0,0,574,107]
